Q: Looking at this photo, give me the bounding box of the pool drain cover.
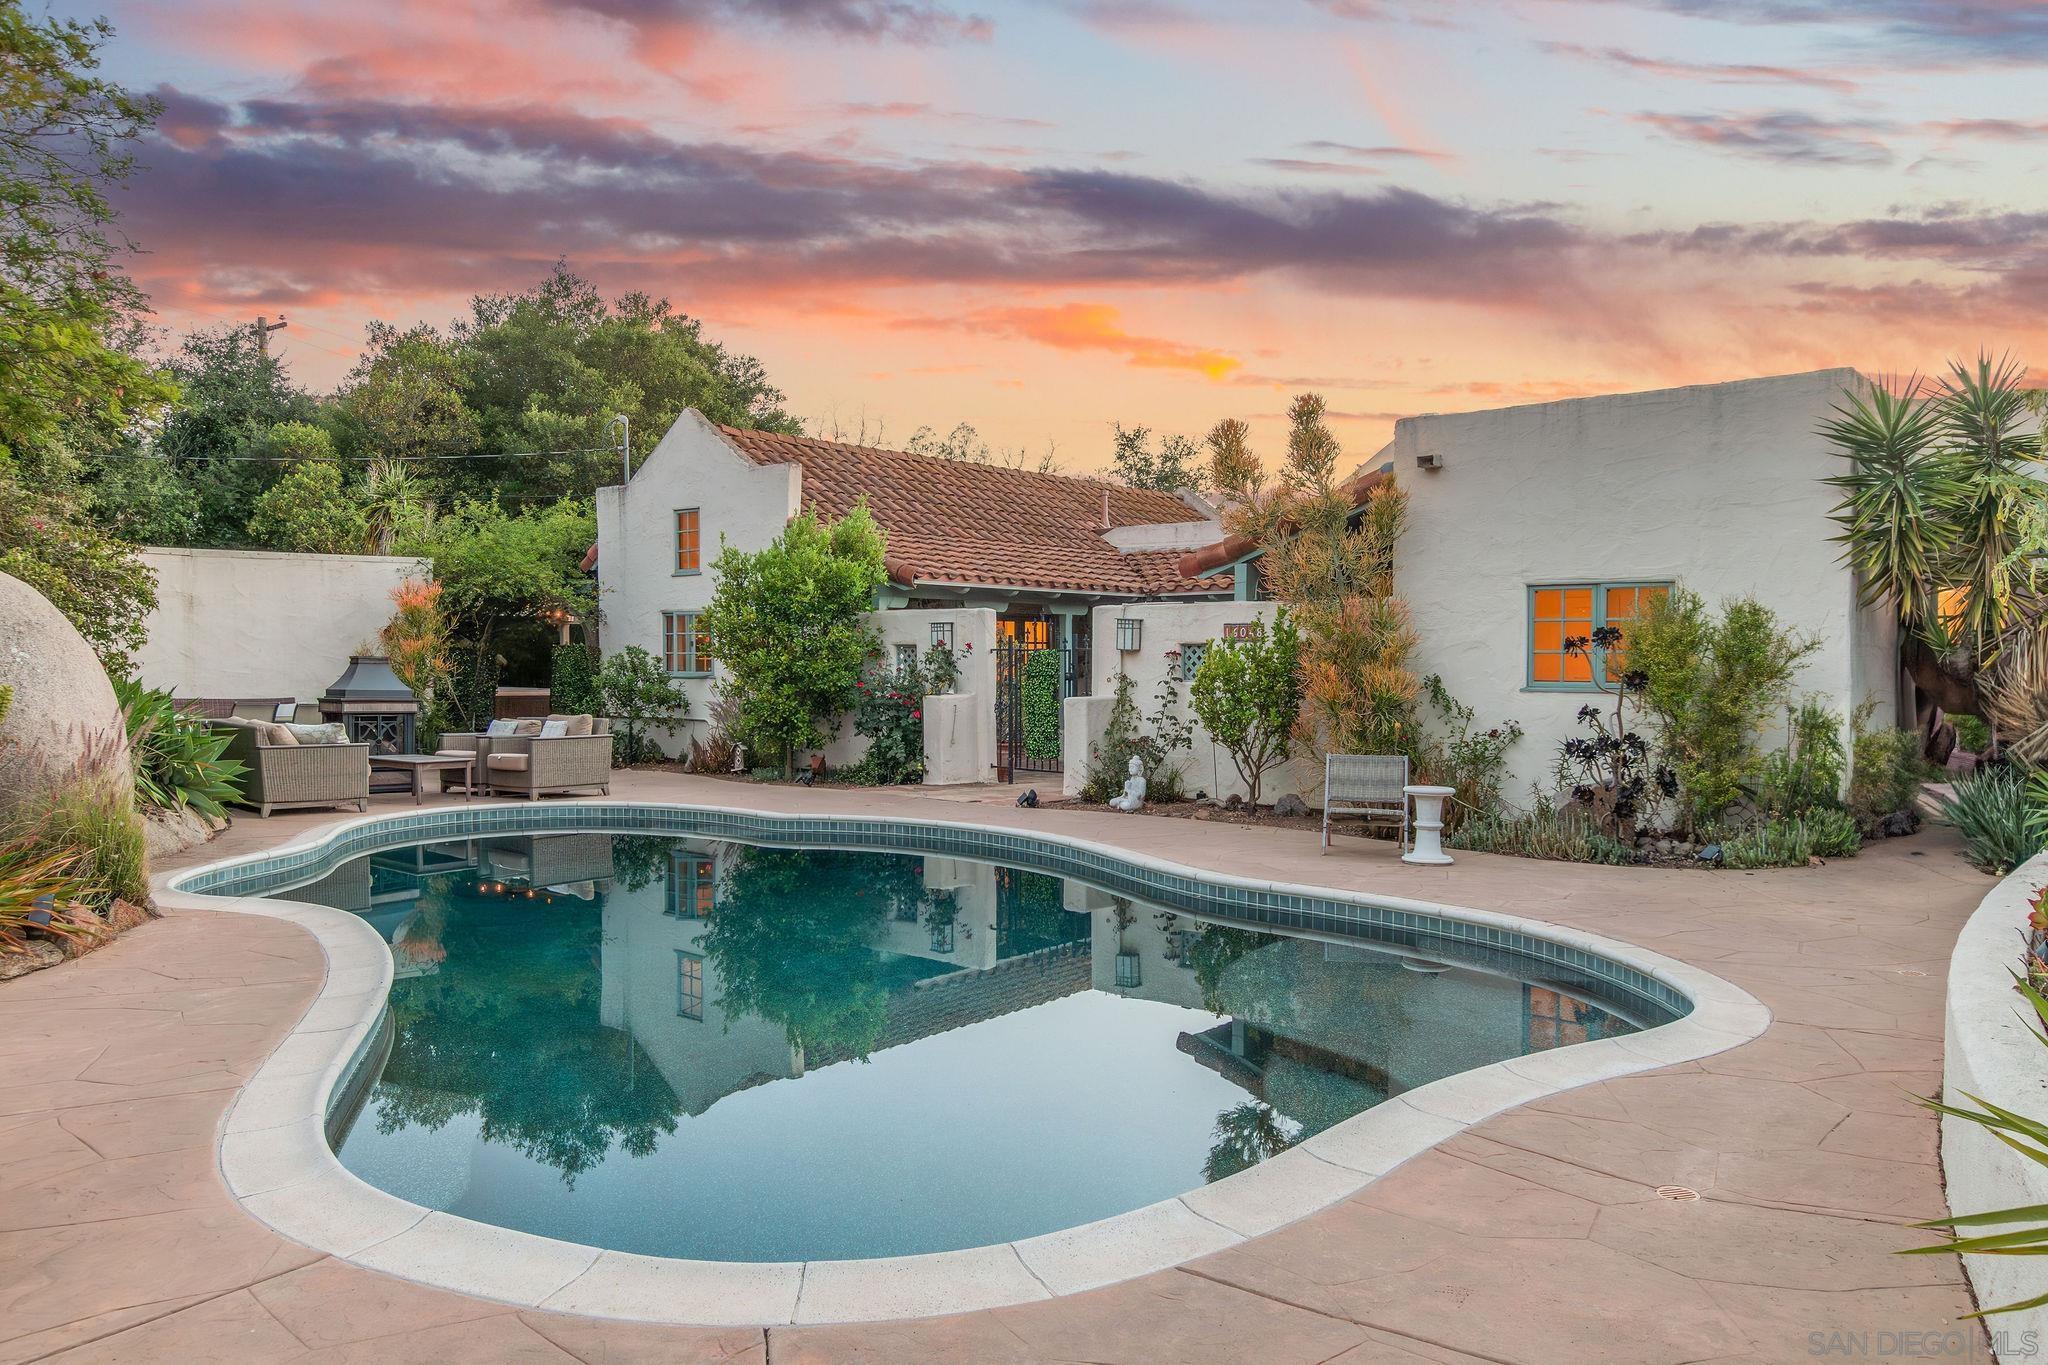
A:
[1655,1185,1701,1201]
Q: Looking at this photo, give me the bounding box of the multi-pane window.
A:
[674,509,700,573]
[1178,642,1208,682]
[894,642,918,674]
[665,853,717,918]
[662,612,715,676]
[676,951,704,1021]
[1524,985,1610,1051]
[1527,582,1668,690]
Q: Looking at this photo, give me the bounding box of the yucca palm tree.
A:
[1822,354,2046,755]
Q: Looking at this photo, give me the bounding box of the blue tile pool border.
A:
[175,801,1688,1024]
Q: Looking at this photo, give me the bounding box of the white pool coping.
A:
[159,798,1771,1327]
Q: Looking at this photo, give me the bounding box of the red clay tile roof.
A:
[717,426,1232,596]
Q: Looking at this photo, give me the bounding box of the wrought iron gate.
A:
[995,640,1088,781]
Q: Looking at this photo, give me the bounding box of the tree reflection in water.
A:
[370,880,680,1187]
[700,845,944,1064]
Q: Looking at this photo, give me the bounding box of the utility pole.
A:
[253,315,287,360]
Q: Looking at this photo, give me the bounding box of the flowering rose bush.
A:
[847,665,927,785]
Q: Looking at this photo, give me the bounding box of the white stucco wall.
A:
[1065,600,1309,805]
[134,547,429,705]
[1391,368,1899,800]
[596,410,800,752]
[818,607,999,780]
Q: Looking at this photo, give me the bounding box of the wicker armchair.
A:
[210,723,371,817]
[433,720,610,800]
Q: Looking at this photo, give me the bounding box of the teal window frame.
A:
[675,950,704,1020]
[662,611,713,677]
[673,508,701,576]
[1524,579,1670,693]
[665,850,716,918]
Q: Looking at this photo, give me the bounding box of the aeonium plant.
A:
[1556,626,1677,843]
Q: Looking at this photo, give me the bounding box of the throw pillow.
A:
[539,720,569,738]
[486,719,520,737]
[547,713,596,737]
[513,718,545,736]
[260,722,299,746]
[283,722,348,745]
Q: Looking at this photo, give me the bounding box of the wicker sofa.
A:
[209,720,371,817]
[439,717,614,800]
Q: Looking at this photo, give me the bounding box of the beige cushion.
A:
[486,753,530,772]
[435,748,476,758]
[512,719,544,736]
[547,713,596,737]
[260,722,299,746]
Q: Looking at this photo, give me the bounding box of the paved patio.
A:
[0,771,1993,1363]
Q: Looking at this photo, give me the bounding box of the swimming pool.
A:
[244,826,1675,1262]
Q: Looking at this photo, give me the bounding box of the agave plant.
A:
[1940,767,2044,876]
[1907,978,2048,1315]
[111,677,247,820]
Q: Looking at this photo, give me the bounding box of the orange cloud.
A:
[948,304,1242,379]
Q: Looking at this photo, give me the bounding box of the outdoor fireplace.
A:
[319,654,419,756]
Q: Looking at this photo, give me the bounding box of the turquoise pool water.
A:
[264,830,1663,1261]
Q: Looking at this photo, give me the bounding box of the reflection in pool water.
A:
[274,832,1650,1261]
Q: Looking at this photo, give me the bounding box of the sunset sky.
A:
[65,0,2048,471]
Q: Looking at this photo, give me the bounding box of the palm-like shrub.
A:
[111,678,246,820]
[1941,767,2042,874]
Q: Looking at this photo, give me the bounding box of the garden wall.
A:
[817,607,999,782]
[1942,847,2048,1354]
[134,547,428,708]
[1063,600,1312,806]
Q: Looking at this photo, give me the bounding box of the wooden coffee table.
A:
[368,752,475,805]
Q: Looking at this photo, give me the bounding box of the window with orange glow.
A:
[1528,581,1670,690]
[674,509,700,573]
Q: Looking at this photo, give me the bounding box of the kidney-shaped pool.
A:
[235,826,1680,1263]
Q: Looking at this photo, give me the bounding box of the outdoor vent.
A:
[1115,618,1142,652]
[1416,449,1443,470]
[930,621,954,650]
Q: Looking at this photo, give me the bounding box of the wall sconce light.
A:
[1115,618,1142,652]
[930,622,954,650]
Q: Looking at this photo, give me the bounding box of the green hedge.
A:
[1022,649,1062,760]
[550,643,601,715]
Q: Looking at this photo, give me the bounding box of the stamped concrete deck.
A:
[1,772,1993,1363]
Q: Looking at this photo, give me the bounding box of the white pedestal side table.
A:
[1402,784,1457,865]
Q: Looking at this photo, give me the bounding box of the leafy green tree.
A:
[0,3,174,482]
[336,321,478,464]
[700,503,885,778]
[596,645,686,764]
[452,264,798,501]
[84,452,199,545]
[1110,423,1206,493]
[396,498,596,708]
[1625,586,1818,830]
[1189,611,1303,807]
[0,478,155,673]
[149,326,318,545]
[246,458,369,555]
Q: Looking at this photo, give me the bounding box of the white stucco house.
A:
[592,411,1233,768]
[599,370,1902,798]
[1155,367,1903,801]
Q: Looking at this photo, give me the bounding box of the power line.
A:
[88,445,620,464]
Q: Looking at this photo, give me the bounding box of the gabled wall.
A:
[596,411,799,750]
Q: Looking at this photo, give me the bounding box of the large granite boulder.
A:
[0,570,130,809]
